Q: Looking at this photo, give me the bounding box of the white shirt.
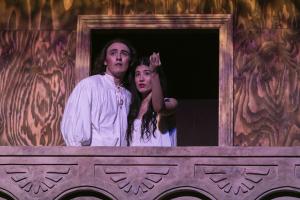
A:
[130,118,176,147]
[61,74,131,146]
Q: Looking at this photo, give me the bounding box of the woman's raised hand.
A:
[149,52,161,71]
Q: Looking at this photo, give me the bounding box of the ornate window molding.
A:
[75,14,233,146]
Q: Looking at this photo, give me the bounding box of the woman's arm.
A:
[149,53,178,116]
[149,52,164,113]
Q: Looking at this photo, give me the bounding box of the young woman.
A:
[126,53,178,146]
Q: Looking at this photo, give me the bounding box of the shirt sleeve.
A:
[61,80,92,146]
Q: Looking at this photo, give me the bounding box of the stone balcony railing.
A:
[0,147,299,200]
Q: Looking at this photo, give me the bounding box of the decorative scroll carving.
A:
[6,166,70,196]
[102,166,170,195]
[196,165,273,195]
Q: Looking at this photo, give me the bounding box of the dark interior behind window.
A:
[91,29,219,146]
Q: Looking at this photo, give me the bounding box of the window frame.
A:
[75,14,233,146]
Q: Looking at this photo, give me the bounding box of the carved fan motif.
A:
[198,166,272,195]
[103,166,170,195]
[6,166,70,195]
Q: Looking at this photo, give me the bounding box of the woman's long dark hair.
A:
[126,56,168,146]
[92,38,137,88]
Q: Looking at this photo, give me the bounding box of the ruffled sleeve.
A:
[61,79,93,146]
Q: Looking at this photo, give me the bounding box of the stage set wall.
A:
[1,0,300,146]
[0,0,300,199]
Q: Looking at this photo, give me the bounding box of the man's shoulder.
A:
[82,74,103,81]
[124,88,131,98]
[78,75,104,86]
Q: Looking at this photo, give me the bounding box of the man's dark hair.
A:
[92,38,137,87]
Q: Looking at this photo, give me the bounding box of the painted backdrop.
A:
[0,0,300,146]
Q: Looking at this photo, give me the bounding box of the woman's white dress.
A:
[130,118,176,147]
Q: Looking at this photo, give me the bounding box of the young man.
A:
[61,39,136,146]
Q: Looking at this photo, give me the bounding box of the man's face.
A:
[104,42,130,79]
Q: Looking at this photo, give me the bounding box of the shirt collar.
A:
[104,73,123,89]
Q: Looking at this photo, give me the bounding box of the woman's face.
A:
[135,64,152,96]
[104,42,130,78]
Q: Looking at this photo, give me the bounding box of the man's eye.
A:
[121,51,129,56]
[109,51,116,55]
